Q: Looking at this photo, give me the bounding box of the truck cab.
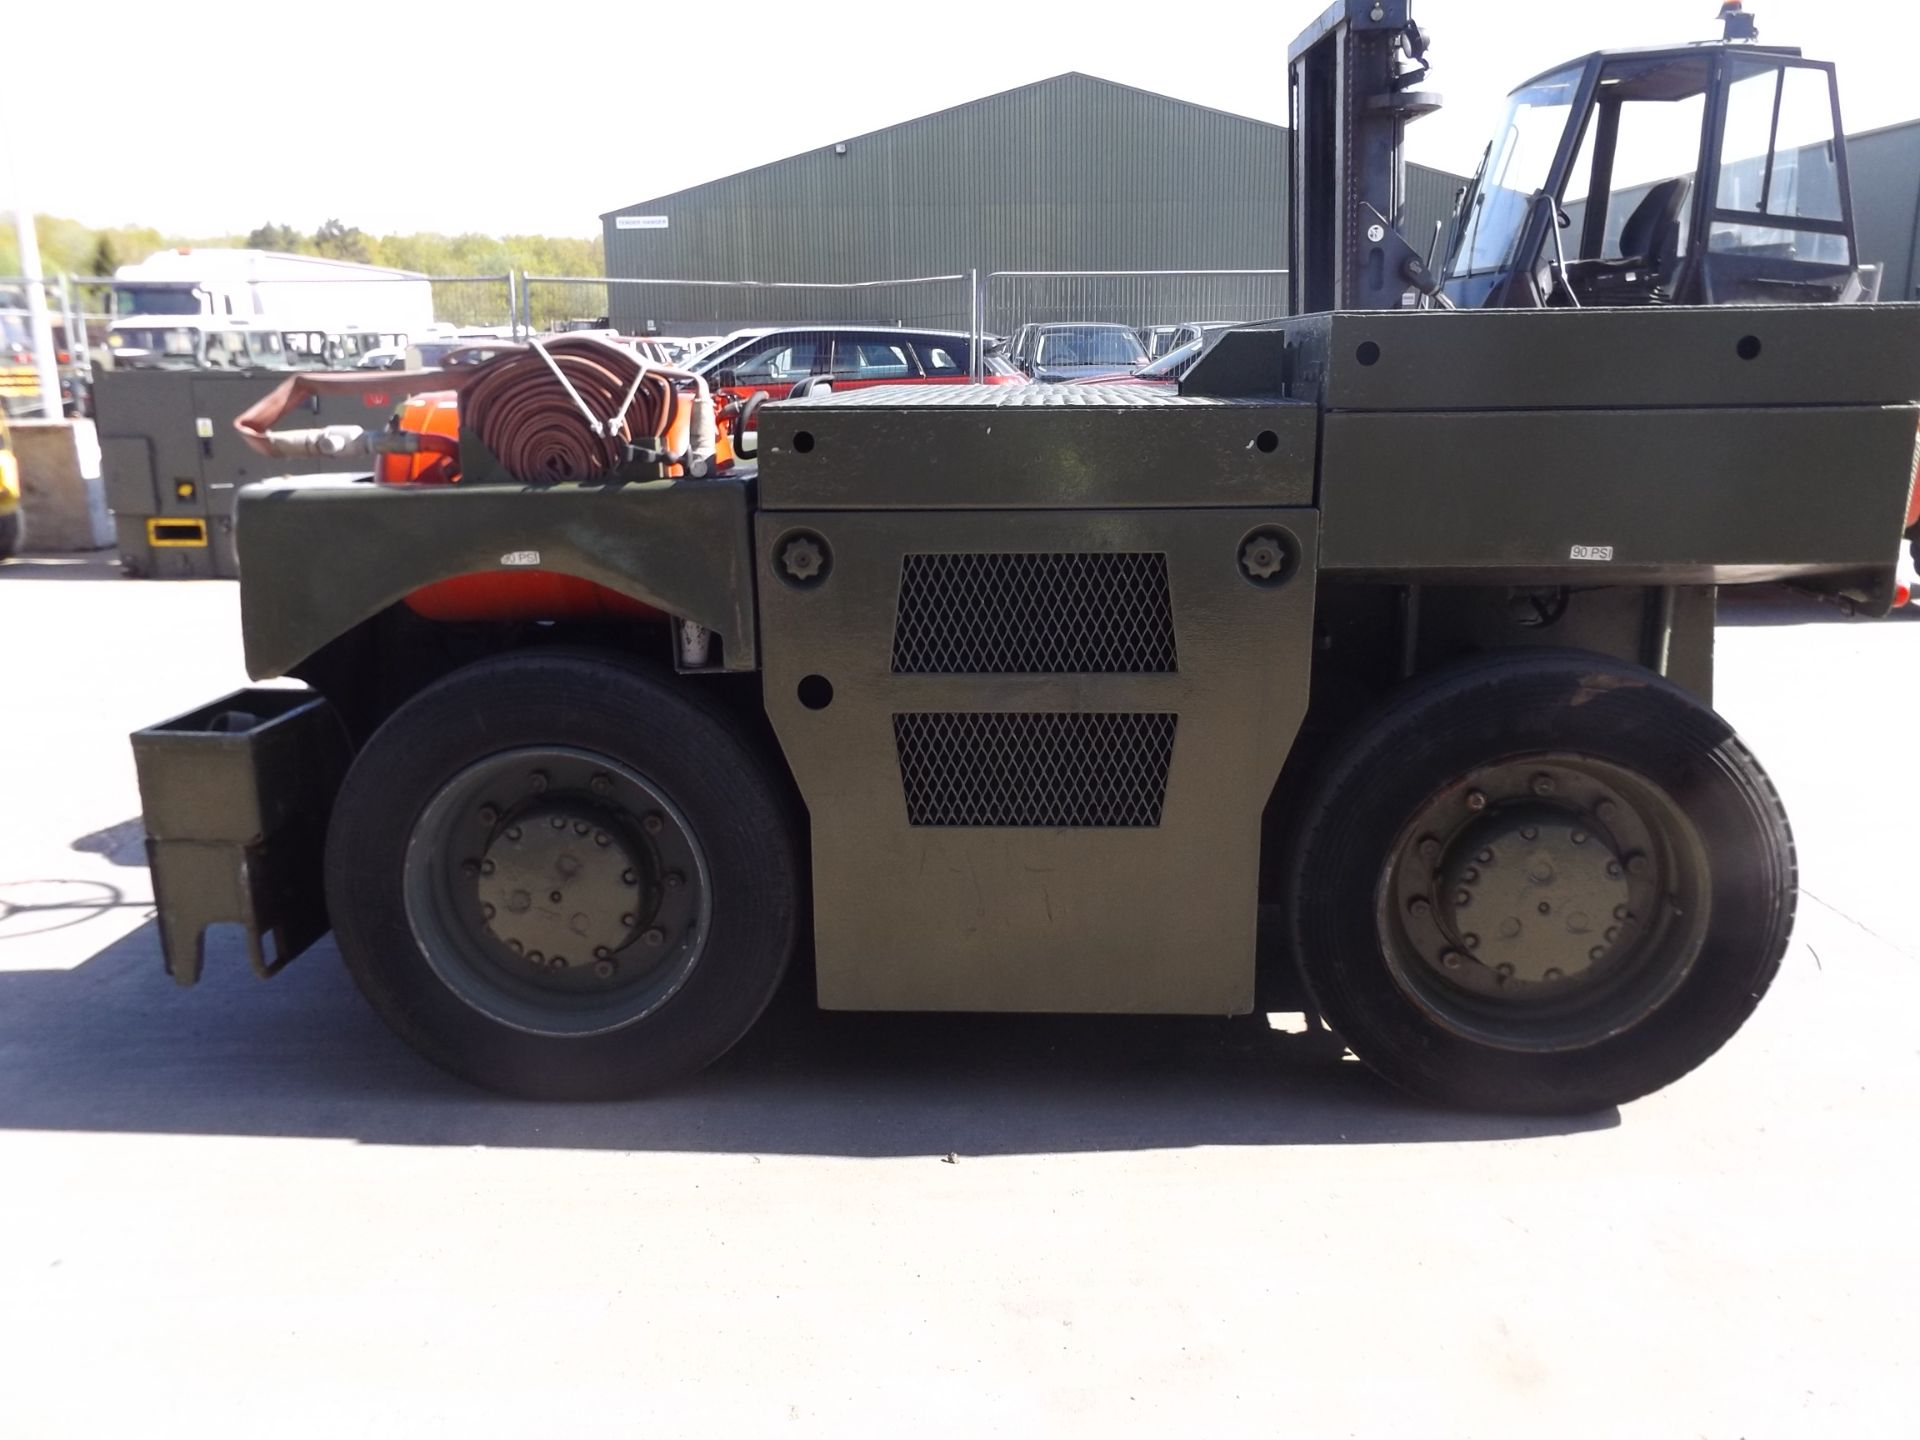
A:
[1443,37,1866,309]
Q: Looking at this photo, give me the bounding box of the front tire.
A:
[0,510,22,561]
[326,651,801,1099]
[1285,651,1795,1114]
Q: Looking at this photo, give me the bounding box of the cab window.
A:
[914,340,970,376]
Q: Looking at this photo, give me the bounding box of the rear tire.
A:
[0,510,22,561]
[1285,650,1795,1114]
[326,651,801,1099]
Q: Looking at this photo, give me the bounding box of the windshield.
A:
[1037,328,1147,368]
[1450,66,1582,278]
[114,285,208,318]
[108,327,199,362]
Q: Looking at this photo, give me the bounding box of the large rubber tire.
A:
[1285,650,1795,1114]
[326,651,801,1099]
[0,509,22,561]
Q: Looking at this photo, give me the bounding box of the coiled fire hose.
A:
[463,335,686,483]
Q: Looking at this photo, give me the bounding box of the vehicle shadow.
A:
[0,920,1617,1156]
[1718,584,1918,627]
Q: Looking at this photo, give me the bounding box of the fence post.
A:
[506,272,520,340]
[968,269,981,383]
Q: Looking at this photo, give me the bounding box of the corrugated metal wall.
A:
[1846,119,1920,301]
[601,73,1464,334]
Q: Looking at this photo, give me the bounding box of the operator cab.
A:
[1443,11,1865,309]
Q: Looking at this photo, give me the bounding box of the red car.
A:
[691,326,1021,403]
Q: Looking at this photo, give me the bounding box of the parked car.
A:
[1139,323,1207,361]
[692,326,1019,402]
[1007,322,1149,382]
[1077,323,1248,388]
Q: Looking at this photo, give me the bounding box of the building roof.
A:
[601,72,1288,220]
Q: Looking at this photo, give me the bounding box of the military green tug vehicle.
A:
[133,1,1920,1113]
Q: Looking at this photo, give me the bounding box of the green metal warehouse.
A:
[599,72,1466,338]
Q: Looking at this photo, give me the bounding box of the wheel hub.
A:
[1440,807,1633,993]
[475,804,646,969]
[1380,755,1709,1053]
[403,746,714,1037]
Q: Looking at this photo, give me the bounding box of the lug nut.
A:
[1409,896,1432,918]
[621,913,637,928]
[1544,968,1563,982]
[508,939,524,954]
[506,826,522,842]
[1455,890,1472,907]
[462,859,480,878]
[549,890,563,903]
[1477,848,1494,864]
[1607,862,1623,878]
[1463,867,1480,883]
[594,946,612,960]
[551,816,566,830]
[1538,901,1552,915]
[1466,790,1488,812]
[481,903,496,921]
[528,949,544,965]
[1418,836,1441,861]
[1499,917,1522,938]
[664,872,684,890]
[1496,963,1515,985]
[479,805,499,825]
[621,870,638,886]
[643,813,665,835]
[594,960,616,980]
[529,771,549,793]
[1589,946,1606,962]
[1627,854,1651,877]
[550,955,568,970]
[480,860,496,877]
[642,928,665,947]
[1441,951,1464,970]
[1521,827,1539,842]
[1595,800,1617,822]
[1605,926,1620,943]
[1462,933,1481,950]
[574,821,590,836]
[1613,904,1631,921]
[594,831,611,847]
[1571,831,1588,845]
[1531,774,1554,797]
[591,775,612,795]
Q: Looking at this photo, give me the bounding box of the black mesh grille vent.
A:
[893,712,1177,828]
[891,552,1176,675]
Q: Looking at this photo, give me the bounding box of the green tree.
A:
[311,218,372,263]
[246,222,307,253]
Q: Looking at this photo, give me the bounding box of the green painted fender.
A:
[235,476,758,677]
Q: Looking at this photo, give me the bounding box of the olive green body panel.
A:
[755,386,1316,510]
[1189,305,1920,412]
[132,689,350,985]
[1318,404,1920,583]
[234,478,759,679]
[755,506,1318,1015]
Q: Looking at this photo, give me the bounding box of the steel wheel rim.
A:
[402,746,713,1038]
[1374,754,1712,1054]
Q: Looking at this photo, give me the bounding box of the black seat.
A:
[1619,178,1690,268]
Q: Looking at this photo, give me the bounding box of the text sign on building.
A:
[615,215,670,230]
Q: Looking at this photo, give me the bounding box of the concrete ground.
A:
[0,553,1914,1438]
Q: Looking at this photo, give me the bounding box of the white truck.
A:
[106,249,436,361]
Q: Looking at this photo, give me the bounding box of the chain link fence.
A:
[522,273,977,340]
[978,269,1291,341]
